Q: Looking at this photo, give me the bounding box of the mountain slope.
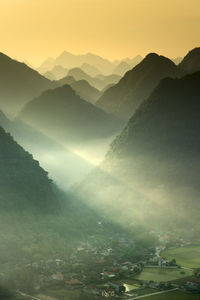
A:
[0,126,61,212]
[179,47,200,73]
[97,53,181,120]
[0,52,53,114]
[77,72,200,227]
[18,84,123,143]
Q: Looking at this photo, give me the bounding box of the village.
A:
[3,232,200,299]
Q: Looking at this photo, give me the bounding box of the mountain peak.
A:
[179,47,200,73]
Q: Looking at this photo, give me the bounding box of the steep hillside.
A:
[0,52,53,114]
[0,126,61,212]
[77,72,200,227]
[97,53,181,120]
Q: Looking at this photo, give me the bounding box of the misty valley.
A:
[1,47,200,300]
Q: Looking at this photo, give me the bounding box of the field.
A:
[134,267,193,282]
[147,290,200,299]
[162,246,200,268]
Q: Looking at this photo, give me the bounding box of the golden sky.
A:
[0,0,200,66]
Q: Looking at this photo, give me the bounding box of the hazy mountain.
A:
[123,55,143,67]
[70,80,102,104]
[81,63,101,77]
[95,73,121,88]
[18,84,123,144]
[179,47,200,73]
[113,61,132,76]
[43,71,56,80]
[50,65,68,79]
[101,83,115,93]
[38,51,115,75]
[80,71,200,226]
[0,110,93,190]
[0,52,54,115]
[0,125,61,212]
[57,75,76,86]
[172,56,183,65]
[67,67,119,90]
[97,53,181,120]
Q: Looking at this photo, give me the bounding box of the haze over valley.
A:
[1,0,200,299]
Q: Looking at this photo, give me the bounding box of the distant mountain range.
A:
[97,53,181,120]
[38,51,143,76]
[18,84,123,144]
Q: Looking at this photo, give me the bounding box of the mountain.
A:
[95,74,121,88]
[0,52,54,115]
[96,53,181,120]
[76,71,200,228]
[81,63,101,77]
[179,47,200,73]
[18,84,123,143]
[0,125,61,212]
[67,67,119,90]
[113,61,132,76]
[0,110,93,189]
[38,51,115,75]
[172,56,183,65]
[57,75,76,86]
[49,65,68,79]
[123,55,143,67]
[43,71,56,80]
[70,80,102,104]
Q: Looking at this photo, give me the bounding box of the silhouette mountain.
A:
[179,47,200,73]
[0,125,61,212]
[97,53,181,120]
[0,52,54,115]
[18,85,123,143]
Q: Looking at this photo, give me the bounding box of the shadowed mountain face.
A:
[96,53,181,120]
[179,47,200,73]
[0,126,61,212]
[76,72,200,227]
[18,84,123,144]
[0,53,54,115]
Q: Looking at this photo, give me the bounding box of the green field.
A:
[147,290,200,300]
[162,246,200,268]
[134,267,193,282]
